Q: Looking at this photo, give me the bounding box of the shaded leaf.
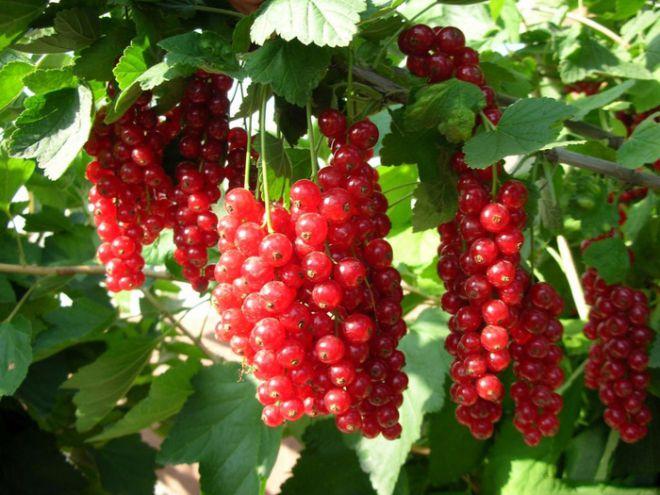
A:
[63,335,158,432]
[583,237,630,284]
[617,116,660,169]
[15,7,100,53]
[0,316,32,397]
[93,435,157,495]
[281,420,375,495]
[158,362,281,495]
[90,360,200,441]
[0,148,35,213]
[245,38,331,107]
[0,0,47,52]
[411,178,457,232]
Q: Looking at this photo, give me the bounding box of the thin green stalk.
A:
[161,4,243,18]
[387,192,414,209]
[383,182,419,194]
[558,359,586,394]
[594,429,619,482]
[244,113,253,189]
[3,284,36,324]
[259,88,273,233]
[491,163,498,197]
[347,46,355,123]
[306,99,318,181]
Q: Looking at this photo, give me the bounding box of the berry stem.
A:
[558,359,586,394]
[347,45,355,123]
[491,163,498,197]
[259,87,274,233]
[160,3,243,18]
[244,111,253,190]
[2,283,36,324]
[306,99,318,182]
[142,289,218,362]
[594,429,620,482]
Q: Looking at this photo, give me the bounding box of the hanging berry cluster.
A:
[399,23,565,444]
[170,72,233,291]
[581,260,653,443]
[84,72,259,292]
[212,107,409,439]
[84,89,178,292]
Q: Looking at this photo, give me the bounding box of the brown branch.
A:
[0,262,173,280]
[545,149,660,190]
[349,65,654,188]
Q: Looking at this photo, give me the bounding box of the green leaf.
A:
[464,98,574,169]
[479,52,534,98]
[251,0,367,47]
[23,67,78,94]
[617,116,660,168]
[281,420,375,494]
[428,401,487,485]
[63,335,158,432]
[74,22,135,82]
[93,435,157,495]
[0,148,35,213]
[378,164,417,236]
[411,178,457,232]
[114,36,151,91]
[622,192,655,242]
[9,86,93,180]
[90,360,200,442]
[381,108,444,182]
[0,316,32,397]
[404,80,485,143]
[571,80,636,120]
[158,31,240,77]
[564,425,608,482]
[158,363,281,495]
[245,38,331,107]
[0,60,34,111]
[15,7,100,53]
[233,13,255,53]
[352,307,451,495]
[480,378,584,495]
[629,80,660,113]
[35,297,115,360]
[583,237,631,284]
[0,0,47,52]
[0,276,14,304]
[559,31,653,83]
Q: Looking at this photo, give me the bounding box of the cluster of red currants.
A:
[397,23,501,126]
[400,22,566,444]
[84,71,261,292]
[169,72,236,290]
[211,109,409,438]
[582,270,653,443]
[84,89,179,292]
[509,282,565,446]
